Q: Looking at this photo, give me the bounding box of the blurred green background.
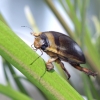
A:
[0,0,100,100]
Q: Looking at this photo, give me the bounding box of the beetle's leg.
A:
[71,64,97,77]
[31,43,37,50]
[56,59,71,80]
[46,57,58,71]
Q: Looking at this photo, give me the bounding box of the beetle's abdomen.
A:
[56,33,86,64]
[41,31,86,64]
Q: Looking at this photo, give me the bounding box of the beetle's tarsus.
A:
[46,63,54,71]
[46,57,58,70]
[84,70,98,77]
[71,64,97,77]
[67,75,71,80]
[81,67,97,77]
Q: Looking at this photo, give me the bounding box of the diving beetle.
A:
[31,31,97,79]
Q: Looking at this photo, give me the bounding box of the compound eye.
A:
[41,39,48,51]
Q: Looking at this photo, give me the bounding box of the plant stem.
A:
[0,21,84,100]
[45,0,74,38]
[0,84,32,100]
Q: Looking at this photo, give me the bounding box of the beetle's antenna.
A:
[30,49,43,65]
[21,26,33,31]
[21,26,35,35]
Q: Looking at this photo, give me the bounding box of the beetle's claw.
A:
[86,71,98,77]
[67,74,71,80]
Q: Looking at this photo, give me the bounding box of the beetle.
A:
[31,31,97,79]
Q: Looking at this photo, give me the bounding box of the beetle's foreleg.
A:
[71,64,97,77]
[56,59,71,80]
[46,57,58,71]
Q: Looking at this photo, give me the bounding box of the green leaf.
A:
[83,75,93,100]
[0,84,32,100]
[2,59,30,96]
[0,21,84,100]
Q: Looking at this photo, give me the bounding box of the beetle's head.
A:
[34,37,45,49]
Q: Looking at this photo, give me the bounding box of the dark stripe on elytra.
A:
[51,32,60,51]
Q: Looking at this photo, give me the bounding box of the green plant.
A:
[44,0,100,100]
[0,20,84,100]
[0,0,100,100]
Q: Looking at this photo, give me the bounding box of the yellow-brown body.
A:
[32,31,97,79]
